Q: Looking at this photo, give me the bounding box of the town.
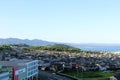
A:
[0,44,120,80]
[1,0,120,80]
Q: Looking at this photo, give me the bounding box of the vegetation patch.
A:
[0,45,12,50]
[63,71,120,79]
[24,44,81,53]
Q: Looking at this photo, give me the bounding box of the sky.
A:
[0,0,120,43]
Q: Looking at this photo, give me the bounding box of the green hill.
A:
[26,44,81,53]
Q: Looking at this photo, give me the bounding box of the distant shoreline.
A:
[80,47,120,53]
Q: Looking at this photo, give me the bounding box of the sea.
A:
[80,47,120,52]
[70,44,120,52]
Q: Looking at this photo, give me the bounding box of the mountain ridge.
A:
[0,38,120,47]
[0,38,54,46]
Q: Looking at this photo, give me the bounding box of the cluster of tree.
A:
[84,50,104,54]
[0,45,12,50]
[24,44,81,53]
[10,44,29,47]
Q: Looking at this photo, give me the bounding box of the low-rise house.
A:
[0,54,3,60]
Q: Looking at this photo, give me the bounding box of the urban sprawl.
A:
[0,44,120,80]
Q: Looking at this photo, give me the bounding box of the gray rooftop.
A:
[0,60,33,67]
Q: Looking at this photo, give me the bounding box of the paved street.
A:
[38,70,74,80]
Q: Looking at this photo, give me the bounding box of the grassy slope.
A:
[63,71,120,80]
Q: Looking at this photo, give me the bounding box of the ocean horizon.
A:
[79,47,120,52]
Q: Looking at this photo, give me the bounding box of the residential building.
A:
[0,60,38,80]
[17,60,38,79]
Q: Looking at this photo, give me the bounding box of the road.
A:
[38,70,75,80]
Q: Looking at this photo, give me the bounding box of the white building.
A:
[18,60,39,79]
[0,60,38,80]
[26,60,38,78]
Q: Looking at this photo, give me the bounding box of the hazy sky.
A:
[0,0,120,43]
